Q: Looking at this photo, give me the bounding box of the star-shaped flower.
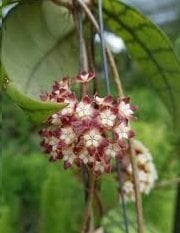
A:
[62,147,76,168]
[48,136,59,149]
[60,127,76,145]
[84,129,102,148]
[99,109,116,128]
[118,97,136,119]
[79,149,94,164]
[114,122,134,140]
[105,143,120,158]
[76,96,93,118]
[94,95,113,107]
[76,71,95,83]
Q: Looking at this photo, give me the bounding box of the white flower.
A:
[105,143,119,158]
[94,161,105,173]
[118,101,133,118]
[60,127,76,145]
[138,153,151,165]
[123,181,134,193]
[79,150,94,164]
[76,102,93,118]
[51,113,61,125]
[48,136,59,151]
[122,181,135,201]
[84,129,102,147]
[76,72,95,83]
[114,122,130,139]
[139,182,146,192]
[61,99,75,115]
[126,140,158,200]
[126,164,132,174]
[138,170,148,182]
[62,147,76,164]
[99,109,116,127]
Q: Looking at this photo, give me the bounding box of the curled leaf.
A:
[6,82,67,124]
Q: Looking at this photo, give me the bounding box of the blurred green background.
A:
[1,0,180,233]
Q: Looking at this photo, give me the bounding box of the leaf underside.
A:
[2,0,78,98]
[2,0,78,124]
[101,0,180,127]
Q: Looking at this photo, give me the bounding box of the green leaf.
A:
[2,0,78,99]
[6,82,67,124]
[175,36,180,57]
[102,207,160,233]
[0,206,13,233]
[101,0,180,128]
[0,0,19,17]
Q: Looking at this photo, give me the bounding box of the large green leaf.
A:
[101,0,180,128]
[6,82,67,123]
[2,0,79,124]
[2,0,78,99]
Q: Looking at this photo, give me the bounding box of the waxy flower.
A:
[99,109,116,128]
[84,129,103,148]
[105,143,123,159]
[121,140,158,201]
[76,96,94,118]
[118,97,137,120]
[40,72,137,175]
[76,71,95,83]
[114,121,134,140]
[60,127,76,145]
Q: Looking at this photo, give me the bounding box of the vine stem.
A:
[117,160,130,233]
[129,140,144,233]
[75,2,145,233]
[97,1,129,232]
[76,0,124,97]
[98,0,110,95]
[81,173,96,233]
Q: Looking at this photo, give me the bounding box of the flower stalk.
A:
[129,140,144,233]
[81,173,96,233]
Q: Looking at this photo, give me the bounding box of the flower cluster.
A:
[121,140,158,201]
[39,72,137,175]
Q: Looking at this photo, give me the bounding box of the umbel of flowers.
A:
[121,140,158,201]
[39,72,137,175]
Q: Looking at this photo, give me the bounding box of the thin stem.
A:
[98,1,129,231]
[106,49,124,97]
[98,0,110,95]
[77,7,88,72]
[129,140,144,233]
[81,174,96,233]
[117,160,130,233]
[76,0,99,31]
[94,188,104,218]
[76,0,124,97]
[82,164,89,202]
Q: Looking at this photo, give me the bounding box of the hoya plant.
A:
[1,0,180,233]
